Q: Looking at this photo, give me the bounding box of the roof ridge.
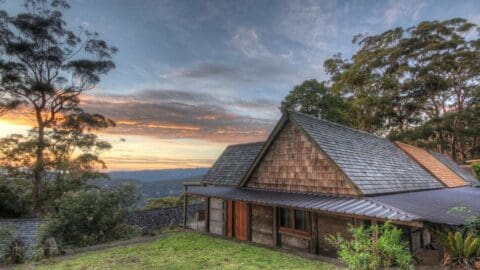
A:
[227,141,265,147]
[288,110,385,140]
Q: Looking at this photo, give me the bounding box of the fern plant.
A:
[435,231,480,265]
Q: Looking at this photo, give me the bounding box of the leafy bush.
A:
[435,230,480,266]
[473,163,480,180]
[0,177,31,218]
[143,193,202,210]
[4,240,25,264]
[327,221,413,270]
[40,184,141,249]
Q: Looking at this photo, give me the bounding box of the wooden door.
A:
[226,200,234,237]
[234,201,249,241]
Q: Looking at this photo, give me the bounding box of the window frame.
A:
[278,207,310,238]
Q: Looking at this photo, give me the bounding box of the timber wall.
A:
[251,205,273,246]
[208,198,224,235]
[247,121,359,196]
[317,214,354,256]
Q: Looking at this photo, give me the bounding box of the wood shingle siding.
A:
[247,121,360,196]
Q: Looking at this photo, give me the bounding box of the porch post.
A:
[273,206,280,247]
[310,212,319,254]
[205,197,210,232]
[183,185,188,228]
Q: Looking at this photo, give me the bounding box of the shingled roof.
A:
[202,142,264,186]
[288,111,443,195]
[430,151,478,184]
[394,142,467,188]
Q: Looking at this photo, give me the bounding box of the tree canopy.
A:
[283,18,480,162]
[0,0,117,215]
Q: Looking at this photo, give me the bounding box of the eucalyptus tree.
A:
[0,0,117,214]
[323,18,480,160]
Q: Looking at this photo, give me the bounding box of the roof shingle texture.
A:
[202,142,264,186]
[394,142,466,188]
[430,151,478,184]
[290,111,443,195]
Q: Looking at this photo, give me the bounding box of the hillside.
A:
[108,168,209,183]
[97,168,208,207]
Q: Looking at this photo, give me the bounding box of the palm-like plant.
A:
[435,231,480,265]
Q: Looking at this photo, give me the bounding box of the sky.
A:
[1,0,480,170]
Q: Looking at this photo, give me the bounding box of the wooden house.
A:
[184,111,480,260]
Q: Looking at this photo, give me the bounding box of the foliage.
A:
[143,193,202,210]
[0,0,117,214]
[0,124,113,215]
[435,230,480,266]
[20,232,336,270]
[40,184,141,249]
[3,240,25,264]
[0,225,13,263]
[0,176,31,218]
[473,163,480,180]
[280,79,351,126]
[327,222,413,270]
[143,195,184,210]
[285,18,480,161]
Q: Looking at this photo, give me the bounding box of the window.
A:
[294,210,307,231]
[280,208,291,227]
[279,208,309,233]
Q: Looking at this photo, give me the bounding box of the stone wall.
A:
[0,219,44,259]
[126,203,204,233]
[247,121,359,196]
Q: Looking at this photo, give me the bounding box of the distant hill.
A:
[97,168,209,207]
[108,168,209,183]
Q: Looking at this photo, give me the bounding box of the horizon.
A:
[1,0,480,170]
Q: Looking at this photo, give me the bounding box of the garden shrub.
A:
[473,163,480,180]
[434,230,480,267]
[40,184,141,249]
[4,239,25,264]
[327,221,413,270]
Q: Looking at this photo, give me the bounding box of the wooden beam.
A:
[310,212,319,254]
[273,206,280,247]
[247,203,252,241]
[205,197,210,232]
[183,185,188,228]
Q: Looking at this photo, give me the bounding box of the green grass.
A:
[20,232,338,270]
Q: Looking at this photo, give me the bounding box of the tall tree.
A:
[0,0,117,214]
[323,18,480,160]
[280,79,351,126]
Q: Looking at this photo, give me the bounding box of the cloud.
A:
[384,0,430,26]
[231,27,271,58]
[167,60,298,85]
[81,89,278,144]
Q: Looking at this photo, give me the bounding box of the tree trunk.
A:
[33,110,45,216]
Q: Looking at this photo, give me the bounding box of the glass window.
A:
[280,208,292,228]
[294,210,308,231]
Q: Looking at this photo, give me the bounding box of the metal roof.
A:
[289,111,443,194]
[187,186,420,222]
[202,142,264,186]
[372,187,480,225]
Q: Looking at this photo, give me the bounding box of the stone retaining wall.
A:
[126,203,204,233]
[0,218,44,259]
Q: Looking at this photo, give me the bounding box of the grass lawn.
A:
[19,232,338,270]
